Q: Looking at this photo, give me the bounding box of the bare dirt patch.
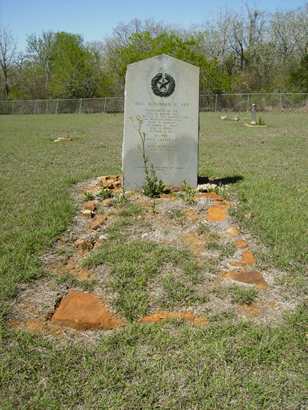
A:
[8,175,299,341]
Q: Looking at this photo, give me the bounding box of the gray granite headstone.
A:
[122,54,199,190]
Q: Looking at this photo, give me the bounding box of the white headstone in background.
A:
[122,54,199,190]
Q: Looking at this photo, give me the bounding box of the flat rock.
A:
[51,290,124,330]
[184,208,200,223]
[225,226,240,237]
[83,201,97,212]
[99,175,121,190]
[89,214,107,230]
[182,231,205,256]
[74,238,94,252]
[140,311,208,326]
[239,250,256,265]
[197,192,224,202]
[223,270,268,289]
[207,204,229,222]
[235,239,248,249]
[237,303,262,317]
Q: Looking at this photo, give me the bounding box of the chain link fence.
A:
[0,93,307,115]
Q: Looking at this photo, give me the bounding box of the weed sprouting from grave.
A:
[151,199,158,214]
[97,187,113,199]
[136,116,165,198]
[113,192,128,207]
[143,163,165,198]
[179,181,196,204]
[84,191,95,201]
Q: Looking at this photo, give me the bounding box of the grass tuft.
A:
[229,285,258,305]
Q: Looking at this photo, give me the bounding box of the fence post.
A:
[79,98,83,114]
[279,94,283,111]
[103,97,107,112]
[214,94,218,112]
[56,99,59,114]
[247,94,250,112]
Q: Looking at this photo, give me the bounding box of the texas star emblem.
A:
[151,73,176,97]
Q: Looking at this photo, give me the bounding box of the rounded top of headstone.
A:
[127,54,200,71]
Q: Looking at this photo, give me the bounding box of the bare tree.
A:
[0,28,16,98]
[26,31,55,94]
[271,5,308,61]
[111,18,167,47]
[194,11,233,63]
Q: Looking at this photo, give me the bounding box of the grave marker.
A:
[122,54,199,190]
[251,103,257,124]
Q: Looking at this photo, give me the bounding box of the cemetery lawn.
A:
[0,112,307,408]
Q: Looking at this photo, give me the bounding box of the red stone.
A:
[83,201,97,212]
[74,238,94,251]
[240,250,256,265]
[207,205,229,222]
[51,291,124,330]
[89,214,107,230]
[223,270,268,289]
[226,226,240,237]
[235,239,248,249]
[99,175,121,190]
[140,311,208,326]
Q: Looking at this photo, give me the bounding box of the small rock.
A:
[89,214,107,230]
[237,303,262,317]
[225,226,240,238]
[239,250,256,265]
[74,238,94,251]
[99,175,121,190]
[83,201,97,212]
[54,137,72,143]
[102,198,113,207]
[81,209,92,217]
[235,239,248,249]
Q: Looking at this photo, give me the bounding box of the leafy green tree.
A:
[48,32,100,98]
[290,54,308,92]
[103,31,231,94]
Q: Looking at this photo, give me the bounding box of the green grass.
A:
[161,274,208,308]
[83,238,200,320]
[229,285,258,305]
[0,112,307,408]
[199,112,308,272]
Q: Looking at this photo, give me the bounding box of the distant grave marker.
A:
[122,54,199,190]
[251,103,257,124]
